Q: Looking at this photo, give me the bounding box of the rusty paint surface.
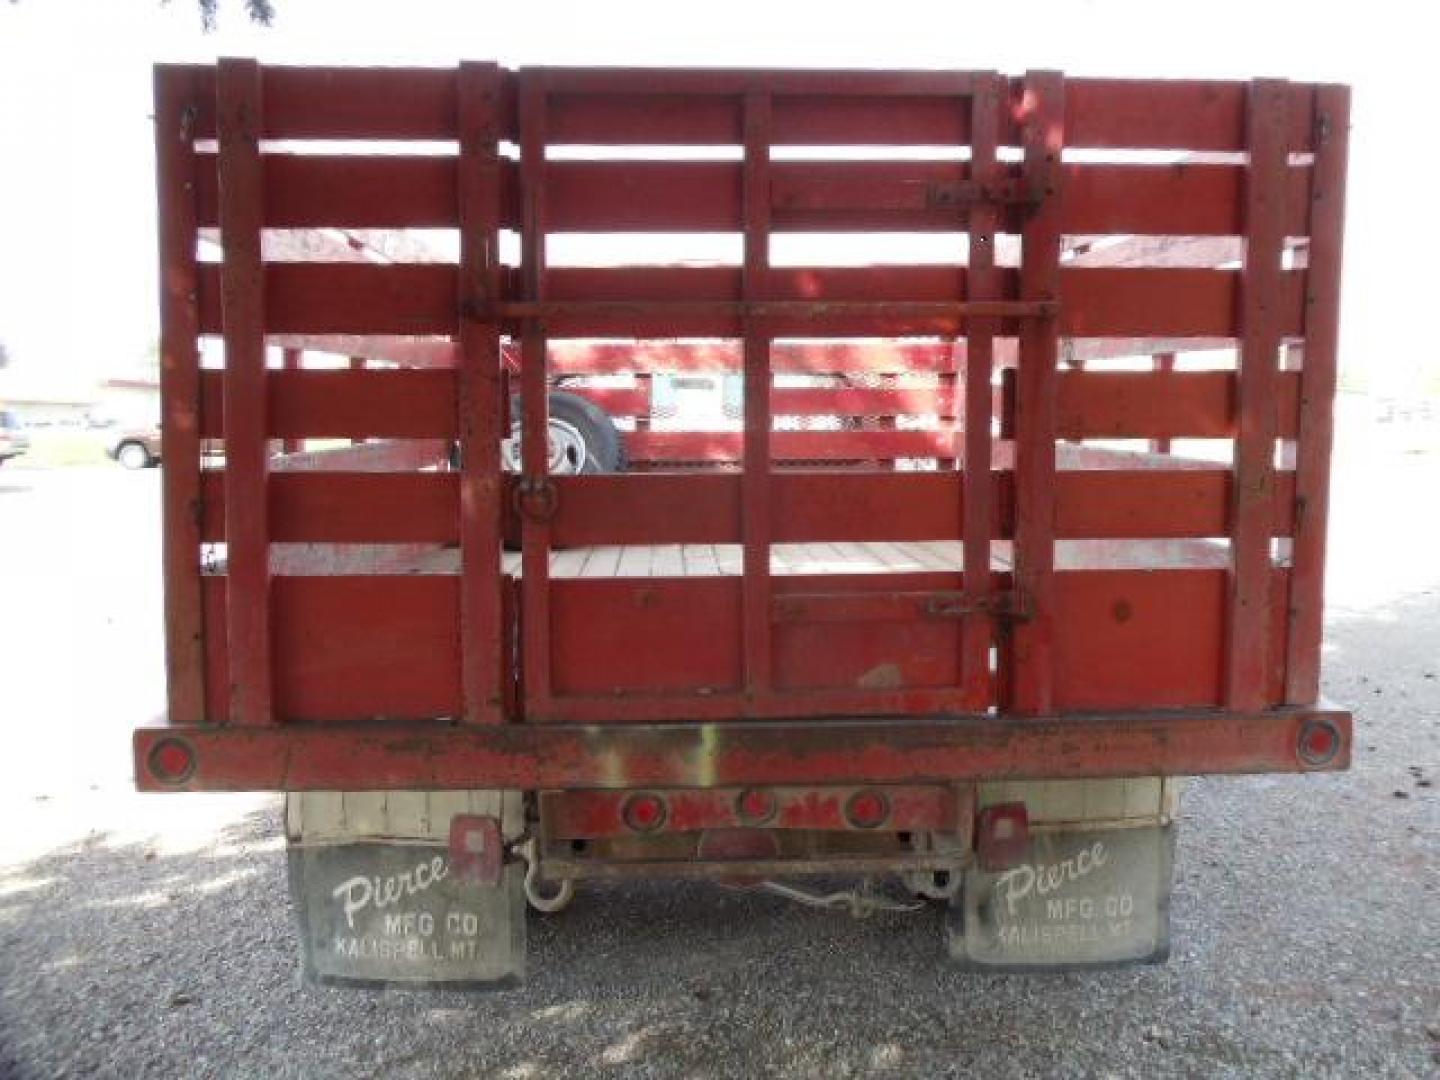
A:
[539,784,963,838]
[135,706,1350,792]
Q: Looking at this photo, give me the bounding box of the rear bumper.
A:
[134,705,1350,792]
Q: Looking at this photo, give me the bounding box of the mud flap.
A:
[289,842,525,989]
[947,824,1175,971]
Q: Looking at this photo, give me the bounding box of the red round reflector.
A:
[1297,719,1341,767]
[622,792,667,833]
[148,738,196,785]
[736,787,777,825]
[845,789,890,830]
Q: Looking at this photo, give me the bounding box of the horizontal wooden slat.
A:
[199,368,457,438]
[195,154,463,228]
[547,161,1311,236]
[1063,164,1311,237]
[551,576,742,696]
[1067,79,1314,152]
[1054,567,1289,708]
[170,65,1318,153]
[545,75,1316,151]
[546,473,738,546]
[196,262,1304,340]
[542,469,1293,545]
[193,467,1294,549]
[1060,268,1305,339]
[202,575,462,722]
[546,160,735,231]
[200,471,459,543]
[196,154,1312,237]
[534,267,1304,338]
[1054,369,1302,439]
[772,589,1002,624]
[548,90,972,147]
[772,571,973,696]
[1053,470,1296,538]
[197,263,456,335]
[175,64,467,141]
[196,368,1303,446]
[542,68,996,97]
[773,473,966,543]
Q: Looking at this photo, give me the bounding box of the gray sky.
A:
[0,0,1432,393]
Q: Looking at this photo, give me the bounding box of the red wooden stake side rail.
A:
[1284,84,1351,704]
[742,87,775,699]
[154,65,206,726]
[1011,71,1065,716]
[134,63,1352,793]
[456,61,506,725]
[518,71,555,718]
[1226,79,1291,711]
[216,58,274,726]
[959,72,1002,712]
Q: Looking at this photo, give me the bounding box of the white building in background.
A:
[0,371,96,428]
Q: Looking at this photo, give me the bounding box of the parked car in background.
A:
[105,425,161,469]
[0,409,31,465]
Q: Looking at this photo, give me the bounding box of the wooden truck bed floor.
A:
[376,539,1229,577]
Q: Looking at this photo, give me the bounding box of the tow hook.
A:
[518,837,576,914]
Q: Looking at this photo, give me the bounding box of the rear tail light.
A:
[976,802,1030,871]
[1297,718,1342,767]
[147,738,196,785]
[844,789,890,829]
[622,792,667,833]
[448,815,503,886]
[735,787,777,825]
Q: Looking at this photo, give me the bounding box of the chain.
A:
[750,878,925,919]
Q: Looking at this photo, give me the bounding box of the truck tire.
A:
[502,392,626,475]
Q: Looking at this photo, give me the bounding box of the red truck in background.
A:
[134,61,1351,986]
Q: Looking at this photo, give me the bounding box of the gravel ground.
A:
[1,442,1437,1078]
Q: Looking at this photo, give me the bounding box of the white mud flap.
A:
[948,824,1176,971]
[286,792,525,989]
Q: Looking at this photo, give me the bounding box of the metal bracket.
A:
[924,590,1030,621]
[512,476,558,523]
[772,589,1031,624]
[925,178,1043,212]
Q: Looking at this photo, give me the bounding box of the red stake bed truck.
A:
[134,61,1351,985]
